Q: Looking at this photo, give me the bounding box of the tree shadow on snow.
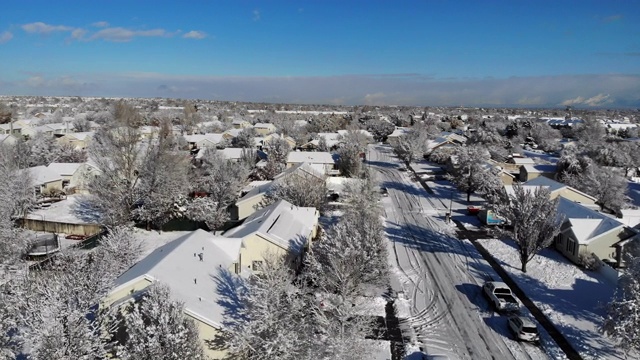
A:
[70,195,103,223]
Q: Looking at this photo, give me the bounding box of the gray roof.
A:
[47,162,83,176]
[112,229,242,328]
[224,199,317,253]
[287,151,335,165]
[28,165,62,185]
[557,197,624,244]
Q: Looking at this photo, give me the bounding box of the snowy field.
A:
[476,239,628,360]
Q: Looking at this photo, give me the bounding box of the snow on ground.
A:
[364,339,392,360]
[626,181,640,208]
[477,238,627,360]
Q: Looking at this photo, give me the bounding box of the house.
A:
[507,157,536,166]
[230,163,324,221]
[519,164,557,182]
[103,230,242,359]
[222,128,243,140]
[286,151,337,175]
[139,126,160,139]
[337,129,374,142]
[27,166,64,196]
[523,176,597,205]
[0,134,18,146]
[253,122,277,136]
[425,132,466,155]
[386,127,410,146]
[184,134,225,150]
[22,195,102,235]
[554,197,636,266]
[262,133,296,149]
[231,118,252,129]
[0,123,22,136]
[195,148,263,163]
[56,132,94,149]
[224,199,319,269]
[47,162,101,194]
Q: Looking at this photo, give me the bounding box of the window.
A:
[566,239,577,255]
[252,260,263,271]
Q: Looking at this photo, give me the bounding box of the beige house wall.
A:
[254,127,274,136]
[69,164,101,194]
[238,233,288,272]
[57,136,90,149]
[231,194,266,221]
[556,227,625,264]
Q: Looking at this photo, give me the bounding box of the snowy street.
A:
[369,144,551,360]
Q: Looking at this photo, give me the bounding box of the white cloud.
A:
[183,30,207,39]
[71,28,87,40]
[364,92,387,105]
[22,22,74,34]
[91,21,109,28]
[561,93,614,107]
[0,31,12,44]
[253,9,261,21]
[90,27,166,42]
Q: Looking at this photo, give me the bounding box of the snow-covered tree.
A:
[99,227,143,274]
[132,130,191,230]
[391,124,430,165]
[602,256,640,356]
[336,131,367,178]
[231,128,256,148]
[365,118,395,143]
[447,145,503,202]
[225,255,314,360]
[112,283,206,360]
[264,171,327,212]
[188,148,249,230]
[257,137,291,180]
[317,136,329,152]
[88,124,146,227]
[492,184,562,273]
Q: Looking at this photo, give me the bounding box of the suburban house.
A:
[519,164,557,182]
[224,199,320,269]
[337,129,374,142]
[27,166,64,196]
[300,132,341,151]
[507,157,536,166]
[286,151,337,175]
[56,132,94,149]
[47,162,101,194]
[223,128,243,139]
[425,132,467,156]
[230,162,325,221]
[184,134,225,150]
[253,122,277,136]
[263,133,296,149]
[22,194,102,236]
[0,134,18,146]
[195,148,264,163]
[386,127,410,146]
[554,197,636,266]
[523,176,597,205]
[231,118,252,129]
[0,123,22,136]
[103,229,242,359]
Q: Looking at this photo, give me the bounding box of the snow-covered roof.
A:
[521,164,557,174]
[274,162,326,181]
[224,199,317,253]
[0,134,17,143]
[388,127,410,138]
[337,129,373,138]
[557,197,624,245]
[524,176,566,193]
[287,151,335,165]
[224,128,243,137]
[183,133,224,145]
[221,147,255,160]
[27,165,62,184]
[0,123,22,130]
[511,157,536,165]
[47,162,83,176]
[25,194,99,225]
[112,229,242,329]
[62,131,94,140]
[253,122,275,129]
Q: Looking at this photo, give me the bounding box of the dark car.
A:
[380,187,389,196]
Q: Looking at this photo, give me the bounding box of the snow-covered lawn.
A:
[477,239,627,360]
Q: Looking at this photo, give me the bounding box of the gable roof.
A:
[287,151,335,165]
[557,197,624,244]
[522,164,557,174]
[63,132,94,141]
[224,199,317,253]
[47,163,83,176]
[112,229,242,329]
[254,122,275,129]
[27,165,62,185]
[183,133,224,145]
[524,176,566,192]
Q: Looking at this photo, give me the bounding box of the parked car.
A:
[380,187,389,197]
[507,315,539,342]
[483,281,520,312]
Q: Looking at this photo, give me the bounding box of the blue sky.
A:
[1,0,639,107]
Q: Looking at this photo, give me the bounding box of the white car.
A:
[508,315,539,342]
